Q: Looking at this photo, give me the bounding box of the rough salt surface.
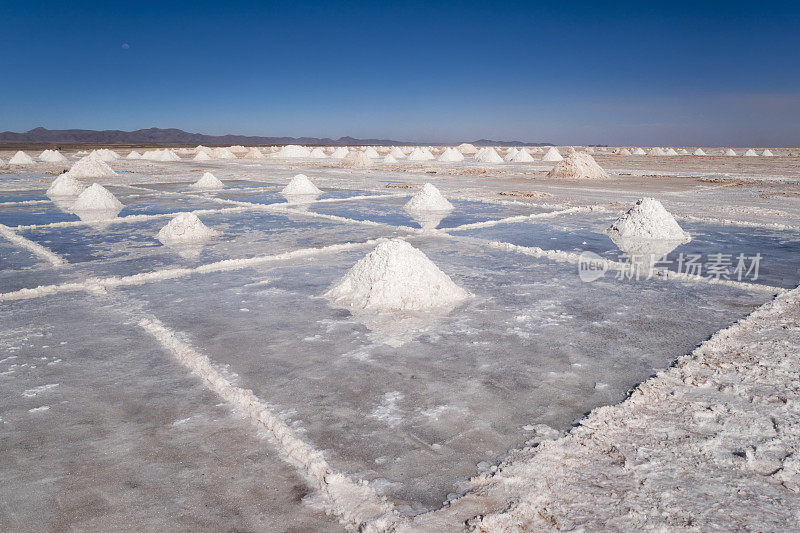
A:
[157,212,220,245]
[46,174,86,197]
[282,174,321,195]
[404,183,453,212]
[190,172,224,190]
[71,183,124,211]
[325,239,471,311]
[607,197,689,240]
[547,152,608,179]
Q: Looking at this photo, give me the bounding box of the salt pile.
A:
[503,148,519,162]
[309,147,327,158]
[632,147,646,155]
[194,151,212,161]
[762,149,774,156]
[404,183,453,212]
[90,149,119,161]
[245,147,266,159]
[126,150,142,159]
[475,147,503,163]
[340,151,371,167]
[457,143,478,155]
[541,147,563,162]
[422,148,436,159]
[324,239,471,312]
[227,145,248,155]
[617,148,632,156]
[9,151,35,165]
[438,147,464,162]
[693,148,706,156]
[71,183,124,212]
[157,212,220,245]
[282,174,322,195]
[190,172,224,190]
[364,146,380,158]
[383,154,397,164]
[39,149,67,163]
[142,149,181,161]
[743,149,758,157]
[64,155,117,178]
[607,197,690,240]
[389,147,406,158]
[0,157,5,165]
[330,147,349,159]
[648,147,667,156]
[677,148,690,155]
[725,148,738,156]
[665,148,679,156]
[407,147,429,161]
[511,149,535,162]
[547,152,608,179]
[46,174,85,196]
[212,147,236,159]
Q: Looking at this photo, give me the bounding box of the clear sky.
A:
[1,1,799,146]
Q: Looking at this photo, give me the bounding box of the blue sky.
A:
[1,1,799,145]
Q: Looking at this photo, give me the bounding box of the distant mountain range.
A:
[0,127,554,147]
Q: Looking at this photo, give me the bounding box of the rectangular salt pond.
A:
[308,196,558,230]
[0,295,338,532]
[17,209,398,280]
[115,236,771,514]
[456,210,800,288]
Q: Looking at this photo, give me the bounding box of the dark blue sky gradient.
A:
[1,1,799,145]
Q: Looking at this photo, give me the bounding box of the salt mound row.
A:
[648,147,667,156]
[324,239,471,312]
[245,147,265,159]
[383,154,397,164]
[743,149,758,157]
[607,197,690,241]
[47,174,86,196]
[632,147,646,155]
[457,143,478,155]
[693,148,706,156]
[157,212,220,245]
[194,151,212,161]
[541,147,563,162]
[9,151,35,165]
[71,183,124,211]
[340,151,371,167]
[404,183,453,212]
[65,156,117,178]
[126,150,142,159]
[190,172,224,190]
[364,146,380,158]
[228,145,248,155]
[547,152,608,179]
[274,145,312,158]
[389,147,406,158]
[762,149,774,156]
[511,149,535,162]
[725,148,737,156]
[142,149,181,161]
[39,149,67,163]
[282,174,321,195]
[474,147,503,163]
[438,147,464,162]
[90,149,119,161]
[330,147,349,159]
[309,147,327,159]
[212,147,236,159]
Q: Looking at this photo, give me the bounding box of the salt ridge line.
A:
[277,206,422,233]
[0,223,65,266]
[477,238,783,294]
[13,206,250,231]
[0,238,387,302]
[677,214,800,232]
[444,206,595,232]
[0,199,52,207]
[138,315,399,531]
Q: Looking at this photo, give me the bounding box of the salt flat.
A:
[1,147,798,531]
